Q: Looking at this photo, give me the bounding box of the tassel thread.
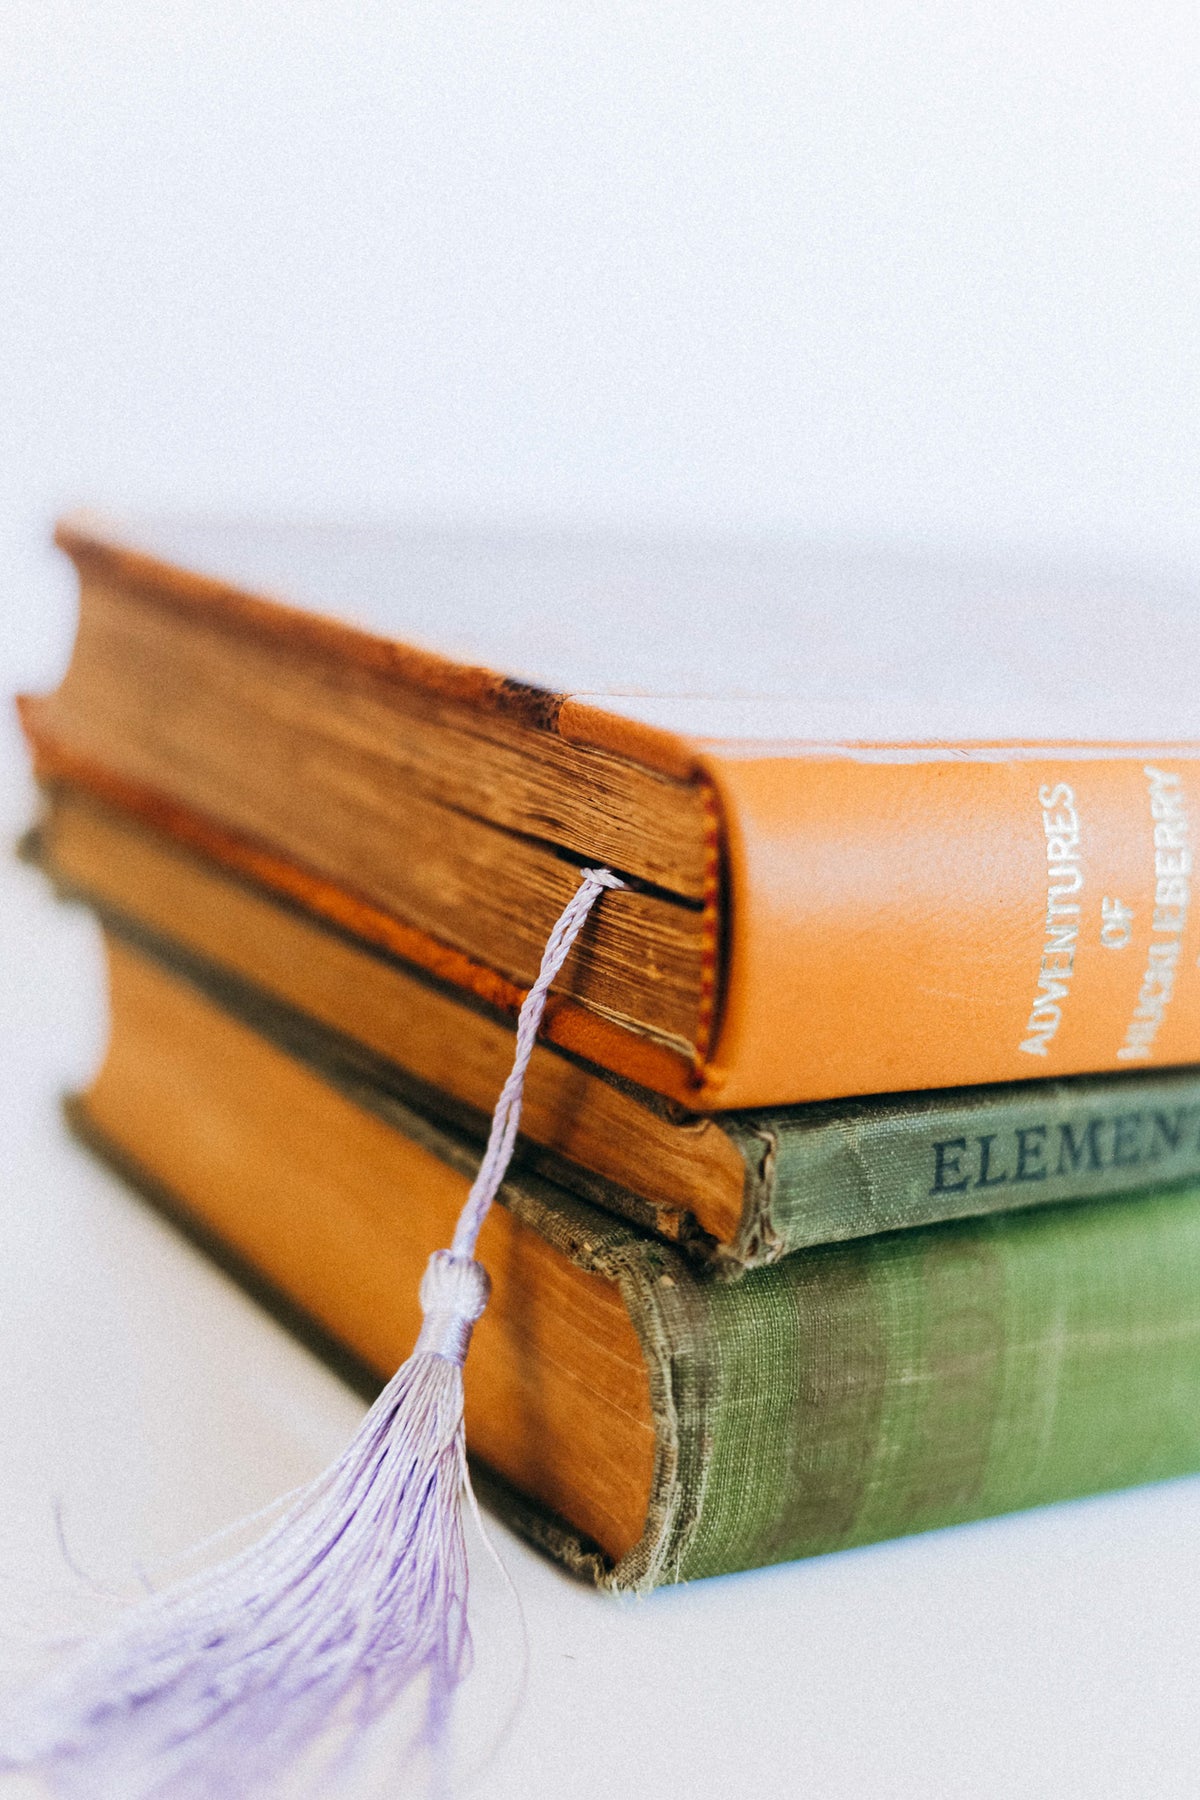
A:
[0,866,625,1798]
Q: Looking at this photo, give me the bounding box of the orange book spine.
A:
[699,749,1200,1107]
[24,697,1200,1111]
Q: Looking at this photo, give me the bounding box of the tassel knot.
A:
[414,1253,491,1365]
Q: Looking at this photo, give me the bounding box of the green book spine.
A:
[717,1068,1200,1266]
[638,1182,1200,1583]
[475,1160,1200,1588]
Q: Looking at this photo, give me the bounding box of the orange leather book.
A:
[21,513,1200,1109]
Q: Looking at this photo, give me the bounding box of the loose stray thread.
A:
[0,866,625,1800]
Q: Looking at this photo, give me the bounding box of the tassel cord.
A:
[451,867,625,1262]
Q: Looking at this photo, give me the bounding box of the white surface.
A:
[5,5,1200,580]
[6,6,1200,1794]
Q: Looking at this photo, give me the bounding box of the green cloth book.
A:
[78,921,1200,1590]
[33,787,1200,1273]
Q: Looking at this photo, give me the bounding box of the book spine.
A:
[620,1178,1200,1586]
[701,751,1200,1107]
[726,1069,1200,1265]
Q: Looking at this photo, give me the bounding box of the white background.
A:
[4,5,1200,1795]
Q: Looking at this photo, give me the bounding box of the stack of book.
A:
[20,515,1200,1590]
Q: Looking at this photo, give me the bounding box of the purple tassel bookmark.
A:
[0,866,625,1799]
